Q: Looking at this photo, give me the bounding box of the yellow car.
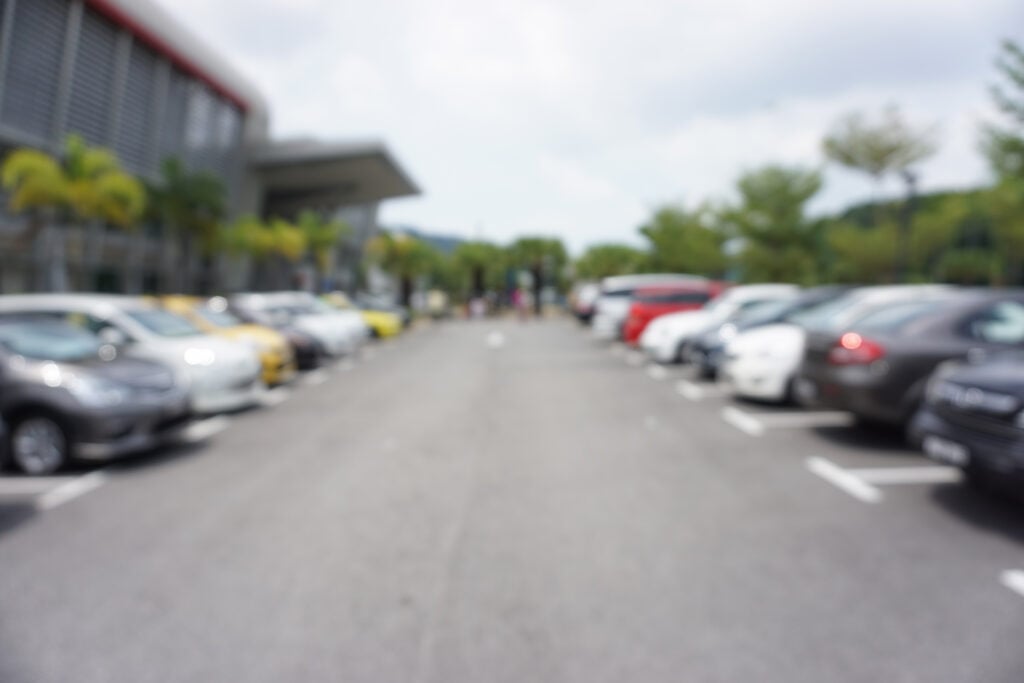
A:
[321,292,402,338]
[156,295,297,386]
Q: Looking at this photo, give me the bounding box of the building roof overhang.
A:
[250,139,421,216]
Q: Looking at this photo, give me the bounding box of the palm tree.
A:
[297,210,349,290]
[1,134,146,291]
[224,215,309,290]
[366,231,438,306]
[146,157,225,294]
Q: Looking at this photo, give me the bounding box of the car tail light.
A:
[827,332,886,366]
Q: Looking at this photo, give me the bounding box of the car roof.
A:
[0,293,153,314]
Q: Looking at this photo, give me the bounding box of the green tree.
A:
[224,215,308,290]
[823,106,938,282]
[1,134,146,291]
[639,205,727,277]
[366,231,441,307]
[574,243,646,280]
[982,40,1024,180]
[296,210,349,290]
[507,237,569,314]
[825,221,900,283]
[146,157,225,294]
[727,165,822,283]
[452,240,506,298]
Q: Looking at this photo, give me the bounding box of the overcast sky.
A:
[155,0,1023,253]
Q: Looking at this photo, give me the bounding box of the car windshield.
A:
[852,300,948,334]
[788,294,864,331]
[126,310,201,337]
[0,322,102,361]
[734,299,795,327]
[193,305,243,328]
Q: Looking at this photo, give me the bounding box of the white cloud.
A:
[153,0,1024,252]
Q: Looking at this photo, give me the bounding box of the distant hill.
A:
[386,225,465,254]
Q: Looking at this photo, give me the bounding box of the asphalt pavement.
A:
[1,317,1022,682]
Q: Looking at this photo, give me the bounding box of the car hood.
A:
[938,354,1024,395]
[76,355,178,391]
[656,310,712,334]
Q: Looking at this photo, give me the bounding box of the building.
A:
[0,0,419,294]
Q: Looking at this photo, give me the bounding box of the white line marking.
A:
[259,387,292,408]
[180,416,231,444]
[806,457,882,504]
[0,476,78,496]
[35,471,108,511]
[850,466,963,486]
[721,406,765,436]
[486,331,505,349]
[1001,570,1024,598]
[677,380,705,401]
[756,411,856,429]
[301,369,329,386]
[646,364,668,381]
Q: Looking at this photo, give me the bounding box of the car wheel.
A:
[10,414,70,475]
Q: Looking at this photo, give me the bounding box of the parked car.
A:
[321,291,402,338]
[0,294,263,415]
[640,283,800,363]
[910,353,1024,495]
[569,281,602,324]
[796,289,1024,426]
[622,282,724,346]
[225,296,324,370]
[0,319,191,474]
[357,293,412,328]
[158,295,297,386]
[590,273,707,341]
[229,292,367,358]
[687,286,852,378]
[720,285,953,404]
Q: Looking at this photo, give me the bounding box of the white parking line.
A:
[756,411,856,429]
[1001,570,1024,598]
[180,416,231,444]
[35,471,108,511]
[721,406,765,436]
[849,466,962,485]
[677,380,705,401]
[0,476,78,496]
[806,457,883,504]
[486,331,505,349]
[301,369,329,386]
[646,364,668,381]
[259,387,292,408]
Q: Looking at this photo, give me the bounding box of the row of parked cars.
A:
[572,275,1024,496]
[0,290,409,475]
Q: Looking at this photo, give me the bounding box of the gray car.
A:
[0,320,191,475]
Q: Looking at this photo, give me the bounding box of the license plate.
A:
[923,436,970,466]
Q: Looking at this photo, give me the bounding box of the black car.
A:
[0,319,191,474]
[910,354,1024,494]
[688,285,851,378]
[226,299,325,370]
[796,289,1024,426]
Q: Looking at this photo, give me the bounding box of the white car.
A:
[231,292,368,357]
[0,294,263,414]
[719,285,954,403]
[640,284,799,363]
[591,273,706,341]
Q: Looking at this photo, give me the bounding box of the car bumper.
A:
[720,357,793,402]
[191,375,262,414]
[795,367,906,424]
[73,396,193,460]
[261,350,297,386]
[910,408,1024,488]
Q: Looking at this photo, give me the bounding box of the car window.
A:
[125,310,202,338]
[0,322,102,361]
[852,300,947,334]
[193,305,243,328]
[961,301,1024,344]
[635,291,710,305]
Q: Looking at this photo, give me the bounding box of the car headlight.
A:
[67,376,133,408]
[184,347,216,366]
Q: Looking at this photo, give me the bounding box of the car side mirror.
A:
[98,327,128,346]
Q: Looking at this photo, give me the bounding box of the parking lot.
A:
[1,317,1022,683]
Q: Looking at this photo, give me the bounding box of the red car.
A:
[623,282,728,345]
